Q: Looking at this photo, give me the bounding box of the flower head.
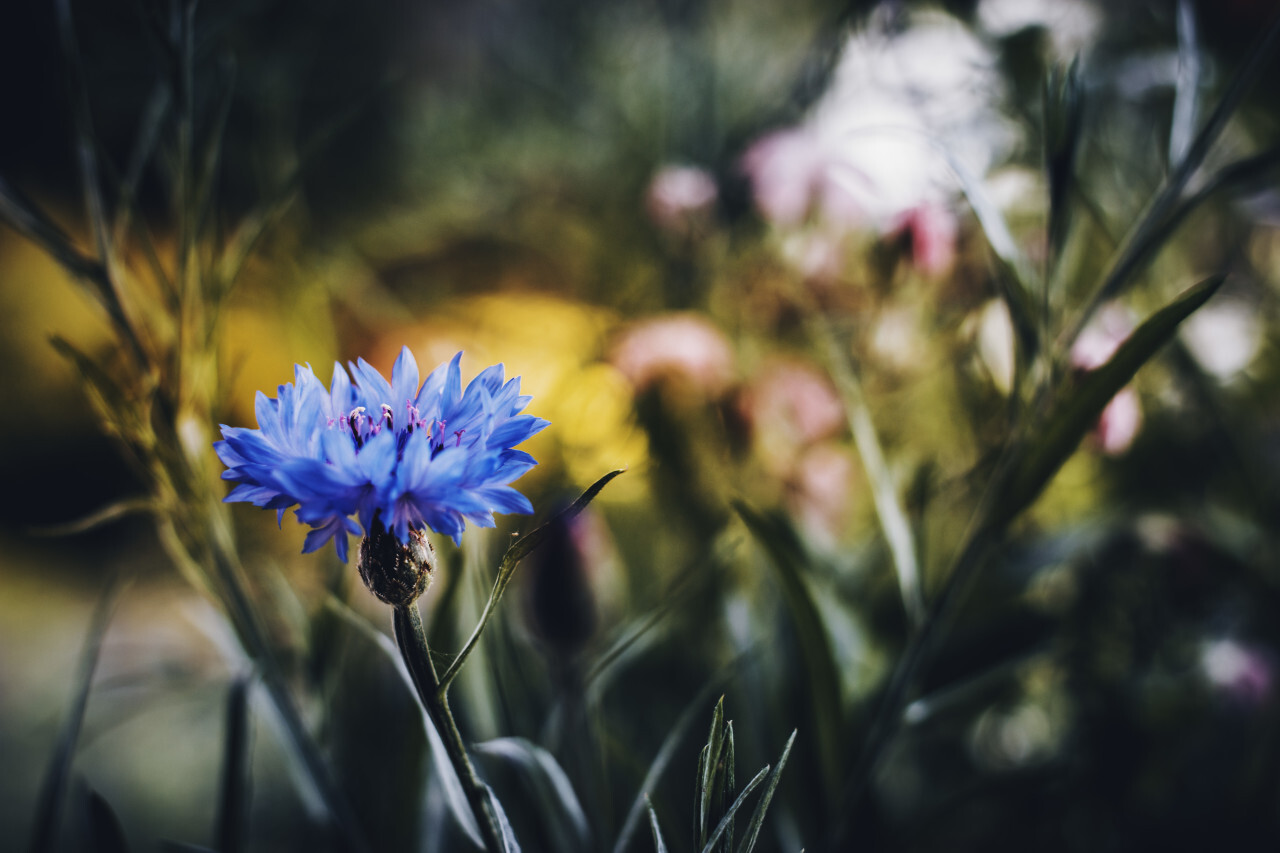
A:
[215,348,548,561]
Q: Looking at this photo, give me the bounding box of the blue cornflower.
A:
[215,348,549,561]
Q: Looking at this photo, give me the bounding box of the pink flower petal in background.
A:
[610,314,735,396]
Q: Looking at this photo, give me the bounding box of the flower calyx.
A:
[358,523,436,606]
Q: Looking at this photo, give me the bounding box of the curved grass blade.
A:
[29,576,123,853]
[646,797,669,853]
[484,783,523,853]
[439,468,625,693]
[734,730,795,853]
[475,737,591,853]
[698,766,769,853]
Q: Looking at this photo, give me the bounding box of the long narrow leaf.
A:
[1001,275,1224,523]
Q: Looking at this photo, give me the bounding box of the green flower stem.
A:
[393,602,505,853]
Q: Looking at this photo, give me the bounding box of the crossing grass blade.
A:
[734,731,796,853]
[697,766,769,853]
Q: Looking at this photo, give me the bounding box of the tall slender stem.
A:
[393,603,505,852]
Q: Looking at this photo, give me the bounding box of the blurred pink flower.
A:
[739,359,845,453]
[740,128,863,229]
[1072,304,1142,456]
[787,443,857,548]
[1093,386,1142,456]
[892,202,958,276]
[1070,304,1133,371]
[610,314,735,396]
[645,164,718,235]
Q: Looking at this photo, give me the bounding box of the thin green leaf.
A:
[1003,275,1224,524]
[215,675,252,853]
[735,731,796,853]
[698,766,769,853]
[438,468,624,692]
[611,679,726,853]
[646,798,669,853]
[29,498,153,537]
[29,577,122,853]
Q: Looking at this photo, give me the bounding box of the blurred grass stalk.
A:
[0,1,370,849]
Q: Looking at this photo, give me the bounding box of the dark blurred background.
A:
[5,0,1280,850]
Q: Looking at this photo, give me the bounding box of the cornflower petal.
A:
[218,349,545,560]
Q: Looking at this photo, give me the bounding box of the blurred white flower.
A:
[1202,638,1273,706]
[741,8,1014,245]
[1180,299,1263,381]
[977,0,1102,60]
[869,305,928,372]
[645,164,718,235]
[972,298,1016,395]
[1070,303,1134,370]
